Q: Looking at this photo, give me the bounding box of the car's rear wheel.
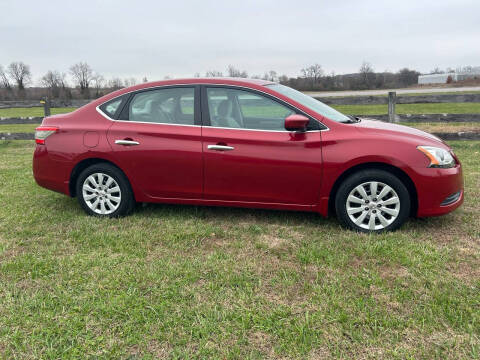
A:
[335,169,410,232]
[76,163,135,217]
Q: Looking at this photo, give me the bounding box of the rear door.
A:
[106,86,203,199]
[201,86,324,205]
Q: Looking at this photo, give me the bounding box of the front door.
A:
[106,86,203,199]
[202,86,323,205]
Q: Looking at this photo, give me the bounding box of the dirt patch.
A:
[378,265,410,280]
[248,331,276,357]
[448,261,480,284]
[0,245,25,261]
[127,339,171,359]
[394,328,478,359]
[146,339,171,359]
[261,234,287,249]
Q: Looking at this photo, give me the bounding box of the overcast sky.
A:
[1,0,479,84]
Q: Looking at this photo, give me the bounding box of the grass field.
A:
[0,107,76,118]
[332,103,480,116]
[398,122,480,133]
[0,124,38,133]
[0,141,478,359]
[1,102,480,120]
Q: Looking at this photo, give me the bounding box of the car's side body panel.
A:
[106,121,203,200]
[202,127,323,205]
[316,125,464,216]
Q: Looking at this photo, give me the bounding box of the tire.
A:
[335,169,410,233]
[76,163,135,217]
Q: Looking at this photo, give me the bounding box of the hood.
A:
[353,118,444,144]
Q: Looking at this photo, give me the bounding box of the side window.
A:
[128,87,195,125]
[206,88,294,130]
[99,95,127,119]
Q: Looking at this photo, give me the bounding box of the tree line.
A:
[0,60,471,101]
[0,61,146,101]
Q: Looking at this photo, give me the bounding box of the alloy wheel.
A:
[82,172,122,215]
[345,181,401,231]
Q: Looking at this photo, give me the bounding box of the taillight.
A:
[35,126,59,145]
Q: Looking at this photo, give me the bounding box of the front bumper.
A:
[414,164,464,217]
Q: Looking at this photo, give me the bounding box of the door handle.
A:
[207,144,235,151]
[115,139,140,146]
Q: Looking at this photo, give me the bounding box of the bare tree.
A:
[69,62,93,96]
[262,70,278,82]
[7,62,32,90]
[227,65,248,78]
[142,76,148,83]
[397,68,420,87]
[359,61,374,87]
[40,70,61,98]
[92,73,105,97]
[0,65,12,89]
[107,78,123,90]
[205,70,223,77]
[41,70,65,98]
[301,64,324,88]
[278,74,289,84]
[193,72,201,78]
[123,77,137,87]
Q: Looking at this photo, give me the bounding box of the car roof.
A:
[136,77,276,88]
[91,77,278,109]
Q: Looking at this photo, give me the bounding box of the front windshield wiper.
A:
[340,115,361,123]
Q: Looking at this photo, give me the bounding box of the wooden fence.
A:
[0,99,92,109]
[315,93,480,105]
[1,92,479,141]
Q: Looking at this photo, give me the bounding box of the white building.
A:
[418,67,480,84]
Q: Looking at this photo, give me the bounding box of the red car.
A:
[33,78,463,232]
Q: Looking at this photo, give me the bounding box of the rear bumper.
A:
[33,145,71,196]
[414,164,464,217]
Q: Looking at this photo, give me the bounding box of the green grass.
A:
[333,103,480,116]
[0,107,76,118]
[398,122,480,133]
[0,124,38,133]
[0,141,478,359]
[2,101,480,120]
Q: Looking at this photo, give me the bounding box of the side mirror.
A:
[285,114,309,132]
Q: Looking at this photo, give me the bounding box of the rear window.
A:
[99,95,127,119]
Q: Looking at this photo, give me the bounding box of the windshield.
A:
[266,84,350,123]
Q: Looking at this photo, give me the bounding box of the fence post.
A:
[388,91,396,123]
[40,98,51,117]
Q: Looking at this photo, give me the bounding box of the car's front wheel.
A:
[335,169,411,232]
[76,163,135,217]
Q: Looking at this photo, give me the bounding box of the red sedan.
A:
[33,78,463,232]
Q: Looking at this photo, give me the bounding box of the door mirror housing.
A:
[285,114,309,132]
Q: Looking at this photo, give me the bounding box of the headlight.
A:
[417,146,455,168]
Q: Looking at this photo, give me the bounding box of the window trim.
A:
[95,83,329,132]
[98,94,129,120]
[201,85,327,132]
[97,85,201,126]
